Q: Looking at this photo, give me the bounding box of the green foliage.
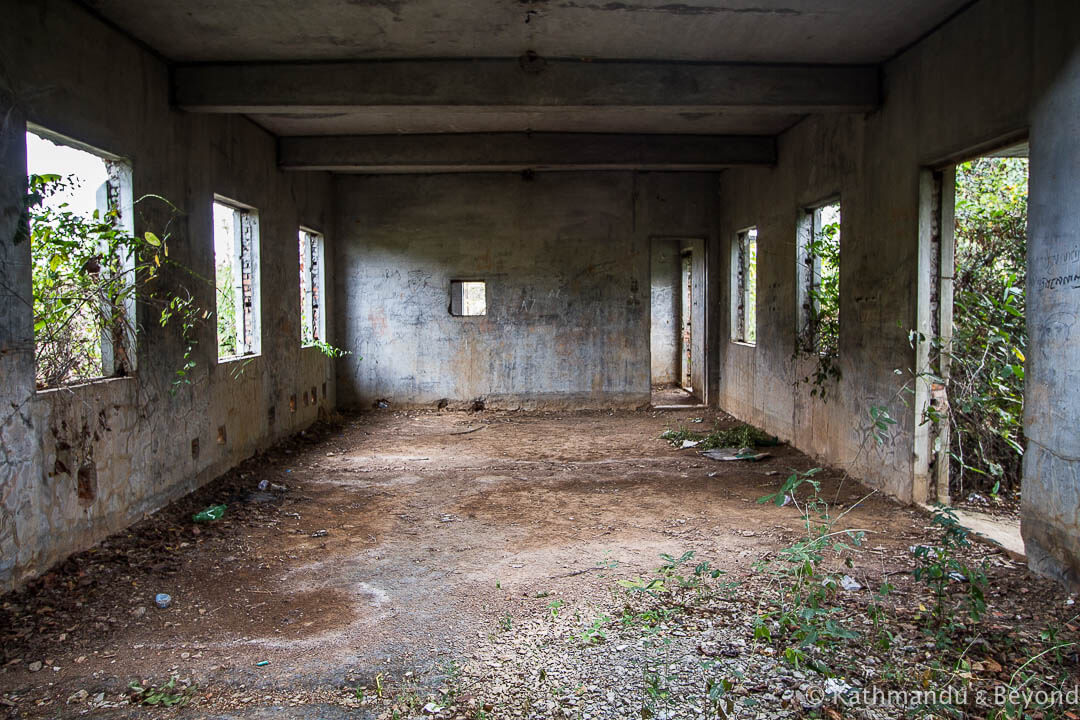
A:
[660,422,778,450]
[911,505,988,643]
[576,614,611,645]
[868,405,898,446]
[808,216,841,359]
[948,157,1028,495]
[700,665,737,720]
[127,676,195,707]
[215,257,238,359]
[308,337,353,359]
[754,469,865,668]
[659,427,700,446]
[798,205,842,400]
[26,174,201,390]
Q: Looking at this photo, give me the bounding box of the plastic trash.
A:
[155,593,172,609]
[840,575,862,591]
[257,479,269,491]
[701,448,771,462]
[192,504,226,523]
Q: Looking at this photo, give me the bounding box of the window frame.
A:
[730,226,758,346]
[449,279,488,317]
[213,195,262,362]
[298,226,326,346]
[796,197,841,355]
[26,124,137,388]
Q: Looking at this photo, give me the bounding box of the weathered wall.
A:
[680,236,707,399]
[334,172,717,409]
[649,238,680,385]
[0,0,336,591]
[1023,5,1080,589]
[716,0,1063,502]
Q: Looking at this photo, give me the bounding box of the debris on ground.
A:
[701,447,770,462]
[192,504,226,523]
[450,425,485,436]
[0,410,1073,720]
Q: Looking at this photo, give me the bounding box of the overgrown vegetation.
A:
[660,421,779,450]
[912,505,988,641]
[126,676,196,707]
[22,173,350,392]
[320,467,1077,720]
[946,157,1028,499]
[214,254,238,359]
[736,470,1073,718]
[753,469,866,675]
[798,203,842,400]
[23,173,200,390]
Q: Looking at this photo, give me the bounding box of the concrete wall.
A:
[1023,5,1080,589]
[0,0,336,590]
[649,238,680,385]
[715,0,1078,514]
[334,172,717,409]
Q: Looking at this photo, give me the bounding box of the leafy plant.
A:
[700,664,737,720]
[946,157,1028,497]
[797,204,842,400]
[911,505,988,643]
[308,337,352,359]
[660,422,778,449]
[127,676,195,707]
[25,174,200,390]
[807,214,841,359]
[754,469,866,668]
[868,405,898,446]
[577,615,611,645]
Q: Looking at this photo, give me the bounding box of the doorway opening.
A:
[917,141,1028,531]
[650,237,705,408]
[681,250,693,392]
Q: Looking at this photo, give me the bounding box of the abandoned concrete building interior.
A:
[1,0,1080,717]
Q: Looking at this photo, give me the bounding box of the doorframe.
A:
[681,249,694,392]
[648,235,708,404]
[913,132,1028,505]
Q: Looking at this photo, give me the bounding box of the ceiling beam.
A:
[175,59,879,114]
[278,133,776,173]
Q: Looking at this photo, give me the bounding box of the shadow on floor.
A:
[651,383,702,408]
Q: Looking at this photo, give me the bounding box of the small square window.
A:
[450,280,487,316]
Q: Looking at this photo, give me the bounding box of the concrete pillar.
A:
[0,85,34,588]
[1022,48,1080,590]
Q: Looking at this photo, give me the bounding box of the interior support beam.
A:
[174,60,879,113]
[278,133,776,173]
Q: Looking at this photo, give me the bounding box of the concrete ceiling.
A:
[77,0,975,168]
[81,0,970,65]
[252,107,803,137]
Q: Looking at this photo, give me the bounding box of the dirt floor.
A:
[650,384,702,408]
[0,409,1073,719]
